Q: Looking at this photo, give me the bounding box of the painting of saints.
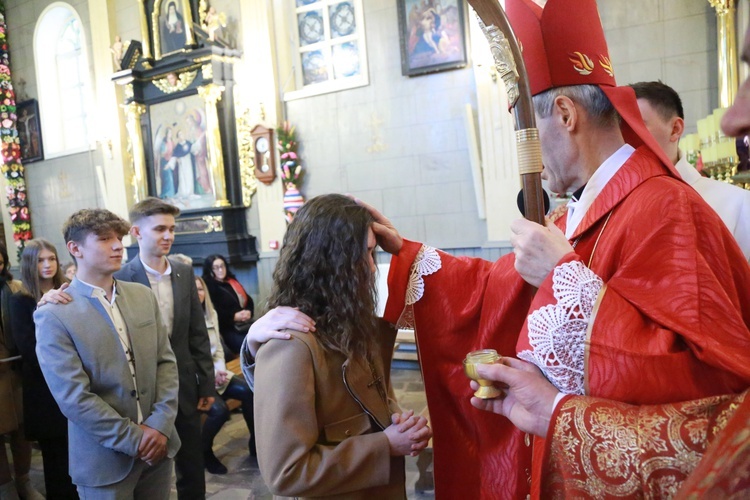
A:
[402,0,465,72]
[154,125,176,198]
[186,110,212,194]
[173,130,196,199]
[160,0,186,54]
[149,94,216,210]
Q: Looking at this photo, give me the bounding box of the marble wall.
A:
[23,152,105,261]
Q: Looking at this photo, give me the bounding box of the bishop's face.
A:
[537,112,578,194]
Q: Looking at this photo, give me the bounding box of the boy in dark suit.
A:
[115,198,215,499]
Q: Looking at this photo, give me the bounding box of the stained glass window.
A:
[290,0,368,97]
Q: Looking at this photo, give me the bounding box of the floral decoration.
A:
[0,6,32,251]
[277,121,305,223]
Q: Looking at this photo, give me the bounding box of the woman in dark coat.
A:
[202,254,254,355]
[10,239,77,499]
[0,242,43,500]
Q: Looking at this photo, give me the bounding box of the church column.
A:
[709,0,739,108]
[87,0,130,218]
[197,83,230,207]
[236,1,286,252]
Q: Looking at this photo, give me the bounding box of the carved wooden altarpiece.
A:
[113,0,258,265]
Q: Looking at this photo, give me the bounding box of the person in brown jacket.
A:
[253,194,432,499]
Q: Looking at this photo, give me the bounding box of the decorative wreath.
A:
[0,8,32,253]
[277,121,305,223]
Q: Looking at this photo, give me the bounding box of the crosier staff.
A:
[466,0,546,225]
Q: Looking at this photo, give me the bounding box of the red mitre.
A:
[506,0,678,176]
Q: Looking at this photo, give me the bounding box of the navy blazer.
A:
[114,255,215,415]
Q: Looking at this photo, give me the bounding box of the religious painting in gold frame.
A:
[149,92,217,211]
[151,0,196,59]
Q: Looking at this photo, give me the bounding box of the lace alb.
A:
[405,246,441,306]
[397,245,441,329]
[518,261,603,395]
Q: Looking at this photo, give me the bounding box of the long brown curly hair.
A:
[268,194,378,360]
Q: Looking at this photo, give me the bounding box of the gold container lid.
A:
[464,349,500,364]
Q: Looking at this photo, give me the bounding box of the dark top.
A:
[10,292,68,440]
[204,278,255,336]
[114,255,215,415]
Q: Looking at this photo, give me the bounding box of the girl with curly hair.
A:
[253,194,431,498]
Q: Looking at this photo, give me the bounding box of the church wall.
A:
[599,0,718,133]
[4,0,102,261]
[278,0,719,254]
[283,0,487,251]
[0,0,723,297]
[24,151,105,259]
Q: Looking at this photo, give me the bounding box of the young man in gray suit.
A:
[114,198,215,499]
[35,209,180,498]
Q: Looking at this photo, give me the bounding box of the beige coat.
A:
[0,279,24,434]
[254,319,405,499]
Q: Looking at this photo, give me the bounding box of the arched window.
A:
[34,3,92,157]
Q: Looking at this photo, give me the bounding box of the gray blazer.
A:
[115,256,214,415]
[35,279,180,487]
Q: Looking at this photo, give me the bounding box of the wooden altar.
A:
[112,0,258,264]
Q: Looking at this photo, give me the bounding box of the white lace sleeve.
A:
[396,245,441,329]
[405,246,441,305]
[517,261,603,395]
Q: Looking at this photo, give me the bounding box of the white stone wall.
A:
[285,0,486,250]
[600,0,718,133]
[4,0,102,262]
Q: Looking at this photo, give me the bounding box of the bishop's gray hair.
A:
[533,84,620,128]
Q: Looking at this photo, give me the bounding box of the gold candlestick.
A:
[463,349,503,399]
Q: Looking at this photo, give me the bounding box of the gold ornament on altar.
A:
[464,349,503,399]
[122,102,148,203]
[235,108,259,208]
[153,70,198,94]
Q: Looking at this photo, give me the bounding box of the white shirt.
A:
[141,258,175,336]
[565,144,636,239]
[675,151,750,261]
[79,278,144,424]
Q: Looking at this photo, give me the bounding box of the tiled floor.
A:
[22,367,434,499]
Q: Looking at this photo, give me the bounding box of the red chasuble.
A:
[542,389,750,497]
[383,146,750,499]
